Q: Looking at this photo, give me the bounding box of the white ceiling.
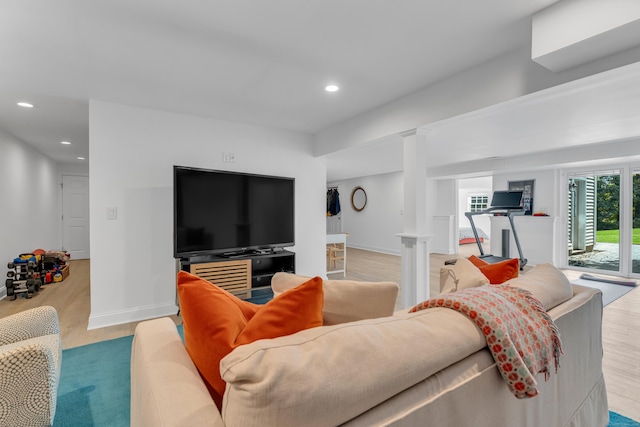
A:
[0,0,561,164]
[423,60,640,167]
[326,58,640,181]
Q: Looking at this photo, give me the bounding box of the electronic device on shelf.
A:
[173,166,295,260]
[484,190,525,213]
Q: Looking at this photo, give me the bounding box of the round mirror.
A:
[351,186,367,212]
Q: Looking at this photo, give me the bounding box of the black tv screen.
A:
[174,166,295,258]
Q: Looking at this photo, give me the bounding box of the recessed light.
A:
[77,157,85,160]
[17,102,34,108]
[325,85,339,92]
[61,141,71,145]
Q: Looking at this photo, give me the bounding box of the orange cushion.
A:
[468,255,519,284]
[177,271,324,409]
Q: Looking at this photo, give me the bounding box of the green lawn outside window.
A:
[596,228,640,244]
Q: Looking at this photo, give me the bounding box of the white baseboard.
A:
[429,245,456,255]
[87,302,179,330]
[0,286,6,300]
[347,243,401,257]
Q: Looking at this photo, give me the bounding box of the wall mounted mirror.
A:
[351,186,367,212]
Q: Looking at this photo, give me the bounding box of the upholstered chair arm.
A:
[0,334,62,426]
[0,306,60,346]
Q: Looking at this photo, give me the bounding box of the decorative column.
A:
[397,129,432,308]
[397,233,430,308]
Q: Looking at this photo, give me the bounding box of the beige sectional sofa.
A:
[130,264,608,427]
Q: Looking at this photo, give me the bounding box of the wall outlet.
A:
[222,152,236,163]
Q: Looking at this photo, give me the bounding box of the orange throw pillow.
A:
[468,255,519,284]
[177,271,324,409]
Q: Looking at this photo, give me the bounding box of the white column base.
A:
[397,233,431,309]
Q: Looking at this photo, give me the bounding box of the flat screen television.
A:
[174,166,295,259]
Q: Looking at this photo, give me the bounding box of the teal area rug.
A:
[246,288,274,304]
[53,328,638,426]
[54,335,133,426]
[611,411,640,427]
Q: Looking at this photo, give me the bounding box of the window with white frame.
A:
[468,194,489,212]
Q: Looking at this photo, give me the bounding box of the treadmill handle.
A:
[464,211,486,256]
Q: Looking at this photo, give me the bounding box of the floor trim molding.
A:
[88,302,178,330]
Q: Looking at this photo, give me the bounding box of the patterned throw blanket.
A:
[410,285,563,398]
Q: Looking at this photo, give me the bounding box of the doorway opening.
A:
[61,175,90,260]
[567,170,626,274]
[458,176,492,255]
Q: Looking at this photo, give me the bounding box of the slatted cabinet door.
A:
[189,260,251,299]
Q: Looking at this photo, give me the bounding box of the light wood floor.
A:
[0,260,181,350]
[2,249,639,420]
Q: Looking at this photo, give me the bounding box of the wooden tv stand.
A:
[180,250,295,300]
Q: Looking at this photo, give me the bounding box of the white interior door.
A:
[62,175,90,260]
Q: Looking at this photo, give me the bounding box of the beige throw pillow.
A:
[271,272,399,325]
[439,258,489,294]
[504,263,573,310]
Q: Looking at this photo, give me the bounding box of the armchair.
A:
[0,306,62,426]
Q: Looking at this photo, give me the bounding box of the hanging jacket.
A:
[327,189,341,216]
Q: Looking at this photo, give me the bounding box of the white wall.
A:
[328,172,404,255]
[430,179,456,254]
[0,128,59,298]
[493,169,556,216]
[59,163,89,176]
[490,169,561,266]
[89,101,326,329]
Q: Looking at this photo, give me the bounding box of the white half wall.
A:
[490,215,559,266]
[490,169,561,266]
[88,101,325,329]
[328,172,404,255]
[0,128,59,299]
